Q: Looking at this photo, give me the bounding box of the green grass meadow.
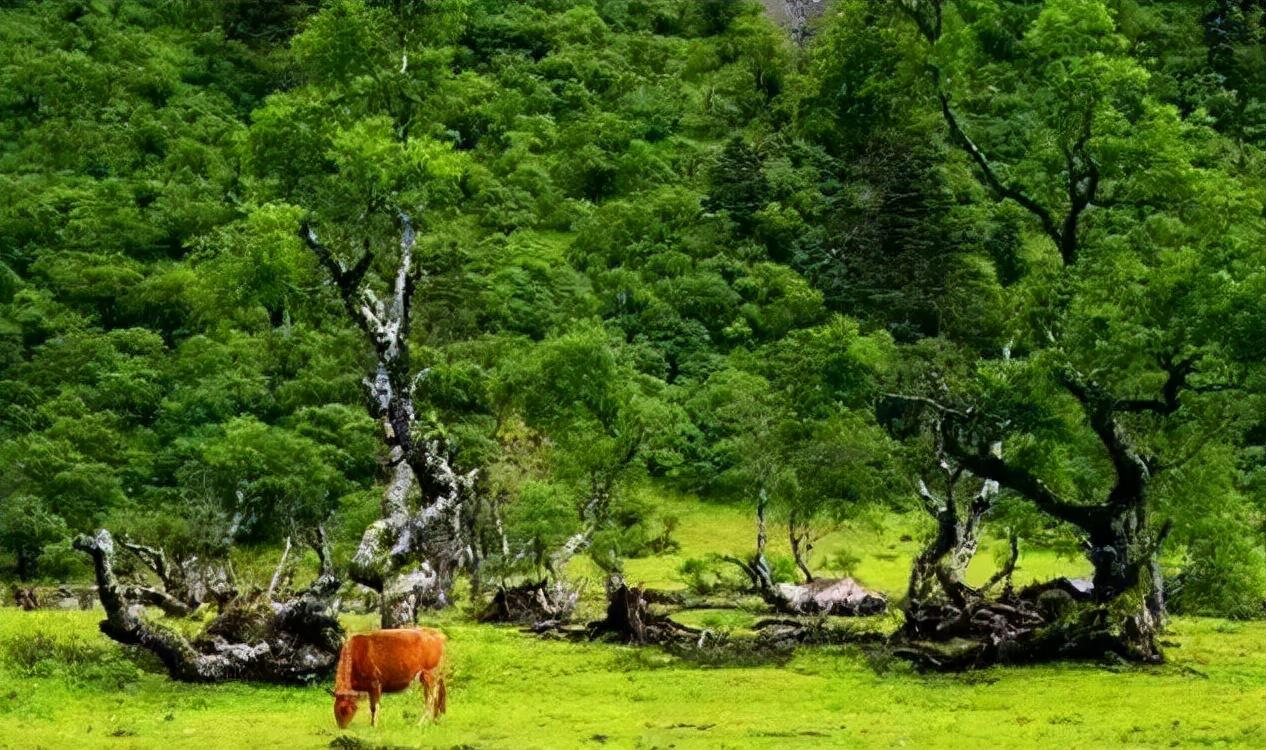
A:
[1,500,1262,750]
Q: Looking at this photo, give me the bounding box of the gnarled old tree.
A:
[866,0,1263,667]
[301,212,476,628]
[905,436,1011,608]
[900,349,1017,638]
[75,528,342,683]
[890,403,1054,670]
[880,381,1185,667]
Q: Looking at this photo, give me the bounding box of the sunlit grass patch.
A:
[0,491,1258,750]
[1,605,1262,749]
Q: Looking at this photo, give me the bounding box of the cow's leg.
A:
[368,682,382,727]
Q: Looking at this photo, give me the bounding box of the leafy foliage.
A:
[0,0,1259,619]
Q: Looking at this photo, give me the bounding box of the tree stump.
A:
[479,580,580,626]
[14,587,38,611]
[587,576,701,645]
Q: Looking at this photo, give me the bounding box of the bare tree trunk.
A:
[788,516,814,583]
[114,538,236,618]
[752,487,772,587]
[16,549,35,582]
[266,536,293,600]
[587,575,702,645]
[349,449,473,627]
[906,437,1002,610]
[302,213,477,628]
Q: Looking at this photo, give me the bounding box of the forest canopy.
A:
[0,0,1262,648]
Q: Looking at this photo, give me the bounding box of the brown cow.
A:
[330,628,447,728]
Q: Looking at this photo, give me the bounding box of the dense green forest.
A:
[0,0,1264,747]
[1,0,1263,675]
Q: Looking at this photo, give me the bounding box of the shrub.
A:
[827,549,862,578]
[1,631,140,688]
[676,556,723,595]
[1170,532,1266,620]
[767,554,798,584]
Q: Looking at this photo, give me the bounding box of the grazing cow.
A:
[330,628,447,728]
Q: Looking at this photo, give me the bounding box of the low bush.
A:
[1,630,140,689]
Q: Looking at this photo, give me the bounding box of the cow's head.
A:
[330,690,359,728]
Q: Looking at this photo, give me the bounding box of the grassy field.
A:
[573,492,1093,595]
[1,498,1262,750]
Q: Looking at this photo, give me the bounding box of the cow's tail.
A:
[435,634,450,718]
[434,674,447,718]
[421,652,448,720]
[421,669,447,719]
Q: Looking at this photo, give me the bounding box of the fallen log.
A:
[722,554,888,617]
[770,577,888,616]
[75,529,343,684]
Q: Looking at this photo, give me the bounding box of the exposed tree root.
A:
[895,577,1162,671]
